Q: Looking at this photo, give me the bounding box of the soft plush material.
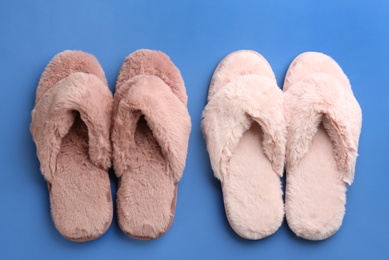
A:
[111,49,191,240]
[30,50,114,242]
[202,50,286,240]
[283,52,362,240]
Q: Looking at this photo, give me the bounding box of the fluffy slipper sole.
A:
[111,49,191,240]
[30,50,113,242]
[202,50,286,240]
[283,52,362,240]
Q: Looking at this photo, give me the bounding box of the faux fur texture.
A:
[31,73,112,180]
[203,75,286,179]
[202,50,285,240]
[284,52,362,240]
[284,52,361,185]
[111,49,191,240]
[30,50,113,242]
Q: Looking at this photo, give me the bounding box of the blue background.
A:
[1,0,388,259]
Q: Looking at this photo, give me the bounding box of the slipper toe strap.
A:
[31,73,113,182]
[202,75,286,181]
[111,75,191,181]
[284,73,362,185]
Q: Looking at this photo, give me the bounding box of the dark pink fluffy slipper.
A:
[30,51,113,242]
[111,49,191,240]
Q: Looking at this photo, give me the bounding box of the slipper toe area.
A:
[37,50,107,103]
[209,50,275,99]
[283,52,350,91]
[116,49,187,104]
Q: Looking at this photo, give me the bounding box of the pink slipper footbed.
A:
[283,52,362,240]
[30,50,113,242]
[111,49,191,240]
[202,50,286,240]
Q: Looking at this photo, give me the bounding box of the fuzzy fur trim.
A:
[202,74,286,180]
[115,49,187,105]
[111,75,191,181]
[30,72,113,182]
[284,73,362,185]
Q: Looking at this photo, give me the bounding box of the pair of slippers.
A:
[202,50,362,240]
[30,49,191,242]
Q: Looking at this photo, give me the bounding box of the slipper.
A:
[111,49,191,240]
[201,50,286,240]
[30,50,114,241]
[283,52,362,240]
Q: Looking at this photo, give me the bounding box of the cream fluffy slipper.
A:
[283,52,362,240]
[30,50,113,242]
[111,49,191,240]
[202,50,286,240]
